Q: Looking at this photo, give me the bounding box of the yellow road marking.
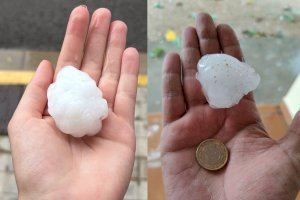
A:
[0,70,147,86]
[0,70,35,85]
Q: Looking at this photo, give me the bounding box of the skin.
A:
[8,6,139,200]
[161,13,300,200]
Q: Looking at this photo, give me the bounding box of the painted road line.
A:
[0,70,35,85]
[0,70,148,86]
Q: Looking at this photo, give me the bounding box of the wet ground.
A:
[0,0,147,52]
[148,0,300,112]
[148,0,300,41]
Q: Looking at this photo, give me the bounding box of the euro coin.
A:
[196,139,228,171]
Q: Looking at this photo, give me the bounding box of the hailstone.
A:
[197,54,260,108]
[47,66,108,137]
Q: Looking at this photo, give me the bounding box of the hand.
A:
[8,6,139,199]
[161,13,300,200]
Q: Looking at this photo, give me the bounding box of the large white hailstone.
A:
[47,66,108,137]
[197,54,260,108]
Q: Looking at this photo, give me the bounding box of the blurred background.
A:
[147,0,300,199]
[0,0,146,51]
[0,1,147,199]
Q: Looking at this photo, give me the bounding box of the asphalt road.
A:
[0,0,147,52]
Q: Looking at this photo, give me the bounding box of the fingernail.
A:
[36,60,46,73]
[80,5,87,9]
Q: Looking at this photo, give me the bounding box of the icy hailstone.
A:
[47,66,108,137]
[197,54,260,108]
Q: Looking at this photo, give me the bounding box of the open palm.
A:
[8,6,139,199]
[161,13,300,200]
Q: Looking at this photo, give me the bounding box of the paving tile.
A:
[125,180,147,200]
[5,154,13,173]
[132,157,147,181]
[124,181,139,200]
[0,154,9,171]
[135,120,147,138]
[0,49,24,70]
[139,53,147,75]
[2,173,17,194]
[131,157,139,179]
[138,180,147,200]
[0,86,25,135]
[135,88,147,121]
[24,51,59,70]
[137,87,147,102]
[136,137,147,157]
[139,157,147,179]
[0,171,4,193]
[0,136,10,152]
[0,153,13,173]
[1,193,18,200]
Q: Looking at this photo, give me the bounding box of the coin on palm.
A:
[196,139,228,171]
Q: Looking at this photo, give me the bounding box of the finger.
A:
[217,24,243,61]
[280,111,300,161]
[181,27,206,107]
[196,13,221,55]
[81,8,111,82]
[13,60,54,121]
[55,5,89,77]
[98,21,127,108]
[217,24,254,101]
[114,48,139,124]
[162,53,185,125]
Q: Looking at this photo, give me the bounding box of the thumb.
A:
[280,111,300,169]
[13,60,54,121]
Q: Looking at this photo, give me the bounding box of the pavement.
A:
[0,0,146,52]
[148,0,300,42]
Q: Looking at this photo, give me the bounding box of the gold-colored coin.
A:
[196,139,228,171]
